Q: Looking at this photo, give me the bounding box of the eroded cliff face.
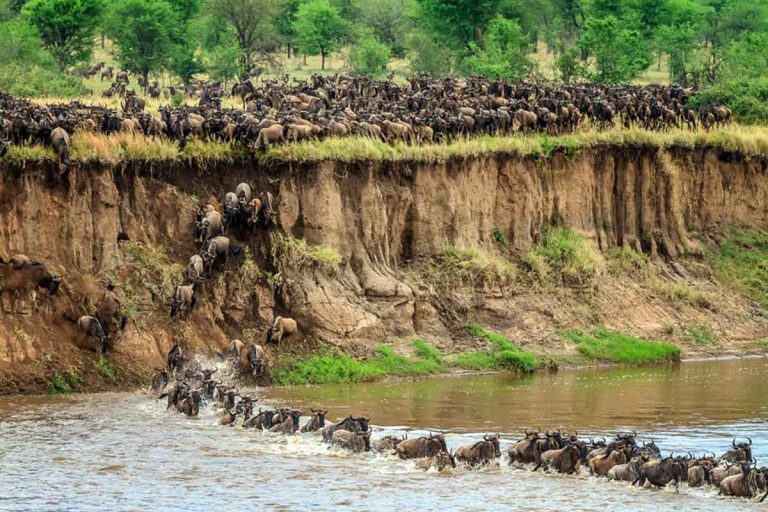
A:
[1,145,766,393]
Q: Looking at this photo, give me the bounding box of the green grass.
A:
[48,373,73,394]
[712,229,768,309]
[753,339,768,351]
[428,244,516,290]
[561,327,681,364]
[456,325,540,373]
[523,227,604,285]
[655,281,711,309]
[95,356,118,382]
[270,233,343,275]
[682,324,719,346]
[412,338,442,362]
[274,343,442,385]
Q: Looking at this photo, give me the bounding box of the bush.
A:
[428,244,516,290]
[412,339,442,362]
[690,79,768,125]
[461,324,540,373]
[95,356,117,381]
[48,373,73,393]
[562,328,681,364]
[274,344,442,385]
[524,227,604,285]
[270,233,343,275]
[351,35,389,78]
[462,16,533,81]
[711,229,768,309]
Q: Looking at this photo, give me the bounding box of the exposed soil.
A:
[0,145,766,394]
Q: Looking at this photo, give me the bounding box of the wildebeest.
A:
[415,451,456,472]
[589,450,627,477]
[228,339,267,378]
[456,435,500,467]
[507,429,541,464]
[301,409,328,433]
[201,236,232,275]
[712,462,747,487]
[97,283,127,335]
[607,454,650,482]
[534,444,582,474]
[170,284,196,318]
[632,455,684,489]
[322,416,370,442]
[330,429,372,453]
[77,315,110,353]
[395,433,447,459]
[50,127,70,171]
[371,435,405,453]
[149,367,168,397]
[688,455,716,487]
[720,438,753,463]
[266,316,298,344]
[0,254,61,297]
[177,389,202,417]
[243,408,276,430]
[187,255,204,283]
[720,465,768,501]
[269,409,301,434]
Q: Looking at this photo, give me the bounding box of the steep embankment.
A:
[0,144,766,393]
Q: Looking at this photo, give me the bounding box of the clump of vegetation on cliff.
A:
[523,227,605,286]
[273,342,442,385]
[561,328,681,364]
[428,245,516,290]
[455,325,540,373]
[712,229,768,309]
[270,233,343,275]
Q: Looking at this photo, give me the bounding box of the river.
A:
[1,358,766,511]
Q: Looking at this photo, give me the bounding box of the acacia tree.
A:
[209,0,283,69]
[105,0,176,90]
[22,0,103,69]
[293,0,345,70]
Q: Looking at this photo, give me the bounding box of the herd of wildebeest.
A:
[0,74,734,168]
[153,343,767,503]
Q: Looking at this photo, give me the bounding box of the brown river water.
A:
[1,358,767,511]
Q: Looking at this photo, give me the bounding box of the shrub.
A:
[95,356,117,381]
[711,229,768,309]
[351,35,389,78]
[270,233,343,275]
[524,227,604,285]
[412,339,442,362]
[428,245,516,289]
[562,327,681,363]
[49,373,72,393]
[690,79,768,125]
[463,324,540,373]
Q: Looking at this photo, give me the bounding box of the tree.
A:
[167,0,200,23]
[169,43,205,83]
[462,16,533,81]
[293,0,345,70]
[273,0,301,57]
[358,0,413,57]
[350,34,390,77]
[416,0,501,51]
[580,15,652,83]
[22,0,103,69]
[204,43,242,87]
[406,30,455,76]
[105,0,176,89]
[209,0,284,69]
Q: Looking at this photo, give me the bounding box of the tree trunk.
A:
[321,49,326,71]
[143,71,149,95]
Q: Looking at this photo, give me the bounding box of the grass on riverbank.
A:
[455,325,540,373]
[5,124,768,167]
[523,227,605,286]
[712,229,768,309]
[561,328,681,364]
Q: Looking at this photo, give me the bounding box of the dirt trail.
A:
[0,145,766,393]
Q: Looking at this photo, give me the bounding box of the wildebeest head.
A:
[483,434,501,457]
[310,408,328,428]
[735,437,754,462]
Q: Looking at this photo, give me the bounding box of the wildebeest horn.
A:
[687,452,694,459]
[733,438,738,448]
[748,437,753,445]
[483,434,489,441]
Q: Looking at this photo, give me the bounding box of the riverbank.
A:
[0,139,766,394]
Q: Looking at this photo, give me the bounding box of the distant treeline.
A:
[1,0,767,121]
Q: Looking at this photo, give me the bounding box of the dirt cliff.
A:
[1,145,766,393]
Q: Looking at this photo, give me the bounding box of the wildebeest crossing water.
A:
[1,357,767,511]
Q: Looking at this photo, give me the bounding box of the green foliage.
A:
[209,0,283,67]
[204,42,243,86]
[691,79,768,125]
[405,30,455,76]
[463,324,540,372]
[555,46,587,83]
[711,229,768,309]
[416,0,501,51]
[105,0,177,79]
[0,20,88,96]
[294,0,346,69]
[48,373,72,393]
[561,327,681,363]
[169,42,205,84]
[170,93,185,107]
[580,15,653,83]
[357,0,412,57]
[95,356,117,381]
[428,244,516,290]
[412,338,442,362]
[657,281,710,309]
[682,324,718,345]
[22,0,103,69]
[350,35,389,77]
[274,344,441,385]
[523,227,604,285]
[270,233,343,275]
[462,16,533,81]
[492,226,508,247]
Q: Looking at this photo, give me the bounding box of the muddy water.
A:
[1,359,767,511]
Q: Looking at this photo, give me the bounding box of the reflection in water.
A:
[0,358,766,511]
